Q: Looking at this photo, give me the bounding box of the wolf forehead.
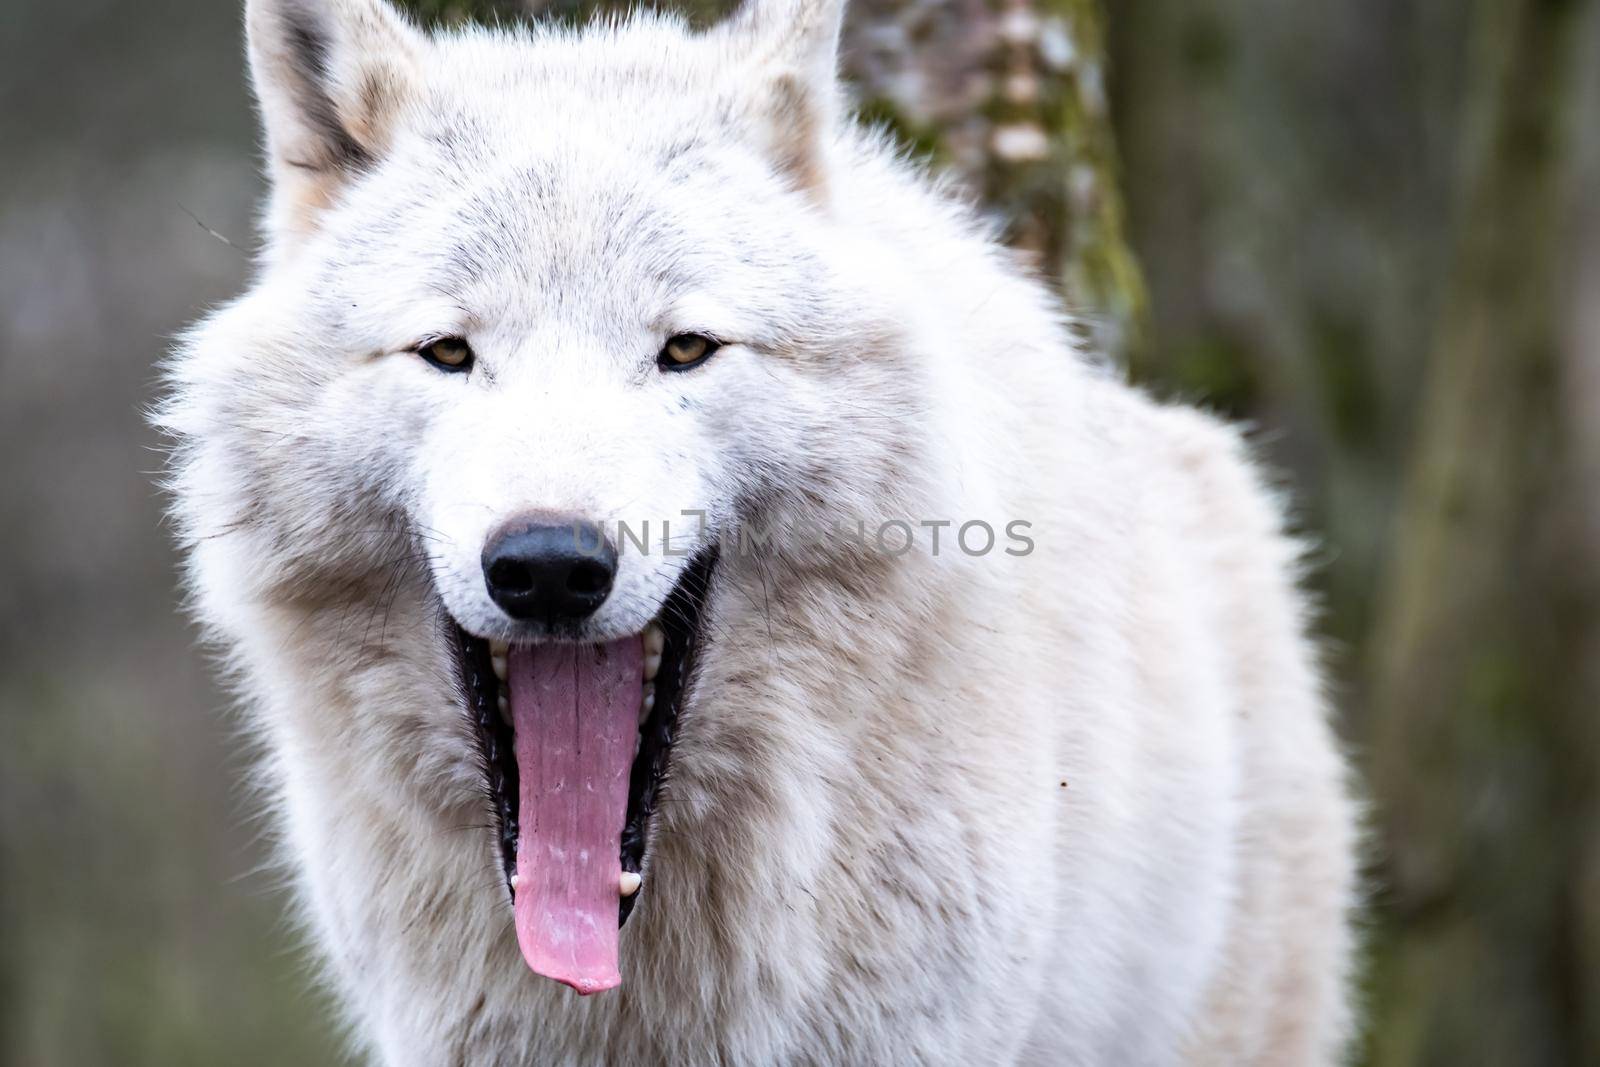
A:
[397,40,788,222]
[422,22,758,145]
[326,150,815,323]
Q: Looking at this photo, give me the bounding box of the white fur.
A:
[160,0,1359,1062]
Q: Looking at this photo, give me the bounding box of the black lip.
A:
[451,549,718,927]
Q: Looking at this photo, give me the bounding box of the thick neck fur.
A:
[245,506,1041,1063]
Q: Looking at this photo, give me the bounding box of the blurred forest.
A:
[1,0,1596,1064]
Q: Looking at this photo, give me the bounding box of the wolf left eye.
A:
[418,338,475,374]
[658,334,720,372]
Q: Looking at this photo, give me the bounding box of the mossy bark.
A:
[1009,0,1148,357]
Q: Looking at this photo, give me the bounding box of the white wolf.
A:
[161,0,1357,1062]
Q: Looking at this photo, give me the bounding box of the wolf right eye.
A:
[658,333,720,372]
[418,338,475,374]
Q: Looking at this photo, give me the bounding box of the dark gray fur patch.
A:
[280,7,373,171]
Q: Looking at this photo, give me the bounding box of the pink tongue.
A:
[508,637,642,995]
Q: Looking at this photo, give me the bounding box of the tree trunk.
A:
[838,0,1146,354]
[1365,0,1599,1063]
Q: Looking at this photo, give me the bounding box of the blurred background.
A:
[1,0,1596,1062]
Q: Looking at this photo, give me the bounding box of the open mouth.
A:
[450,550,717,994]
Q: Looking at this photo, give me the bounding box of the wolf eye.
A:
[658,333,720,371]
[418,338,475,373]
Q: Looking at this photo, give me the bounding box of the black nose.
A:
[481,519,618,623]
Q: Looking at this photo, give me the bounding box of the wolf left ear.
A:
[721,0,847,199]
[246,0,424,245]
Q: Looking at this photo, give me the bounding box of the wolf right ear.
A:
[720,0,847,200]
[246,0,424,245]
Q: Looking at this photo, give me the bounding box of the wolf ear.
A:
[246,0,423,242]
[721,0,847,198]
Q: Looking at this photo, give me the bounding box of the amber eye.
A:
[658,333,720,371]
[419,338,474,373]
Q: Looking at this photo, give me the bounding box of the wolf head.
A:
[217,0,925,643]
[164,0,968,996]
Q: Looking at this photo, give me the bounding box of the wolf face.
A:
[165,0,948,996]
[235,0,907,634]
